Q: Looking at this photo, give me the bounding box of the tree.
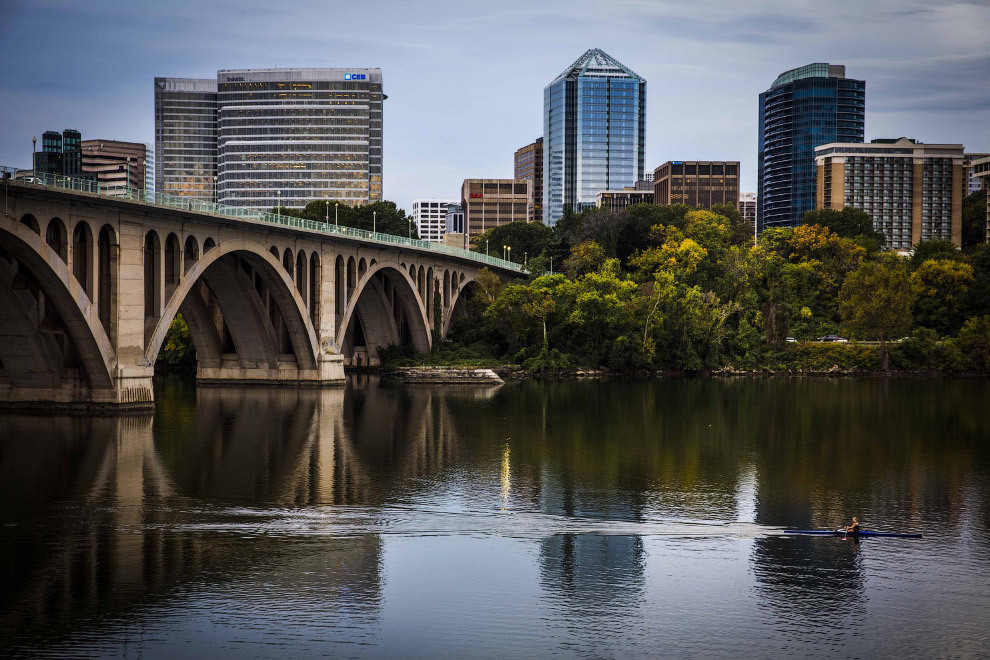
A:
[962,188,988,249]
[562,240,607,279]
[471,221,552,263]
[280,200,418,239]
[802,207,886,248]
[910,239,958,269]
[911,258,975,334]
[838,260,915,371]
[956,316,990,370]
[711,203,754,246]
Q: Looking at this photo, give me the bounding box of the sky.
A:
[1,0,988,213]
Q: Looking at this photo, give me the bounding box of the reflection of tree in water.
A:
[750,536,866,643]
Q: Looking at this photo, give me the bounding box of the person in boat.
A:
[842,517,861,534]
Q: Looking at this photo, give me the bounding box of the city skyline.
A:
[1,0,988,214]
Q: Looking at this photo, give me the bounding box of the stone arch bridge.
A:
[0,179,519,409]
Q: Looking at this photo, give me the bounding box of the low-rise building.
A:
[739,192,757,229]
[964,153,990,195]
[596,186,654,212]
[654,160,740,208]
[444,204,466,249]
[412,199,458,242]
[815,137,965,250]
[81,140,148,196]
[514,138,543,223]
[461,179,531,247]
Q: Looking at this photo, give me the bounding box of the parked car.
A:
[818,334,848,343]
[785,337,797,343]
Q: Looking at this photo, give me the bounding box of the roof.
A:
[549,48,643,84]
[769,63,847,90]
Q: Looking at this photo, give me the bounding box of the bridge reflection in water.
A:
[0,377,987,656]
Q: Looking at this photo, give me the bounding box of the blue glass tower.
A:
[543,49,646,226]
[758,63,865,230]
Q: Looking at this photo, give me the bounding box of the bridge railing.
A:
[5,168,524,273]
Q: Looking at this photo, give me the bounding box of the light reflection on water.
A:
[0,375,988,657]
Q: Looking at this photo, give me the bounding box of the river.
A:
[1,375,988,657]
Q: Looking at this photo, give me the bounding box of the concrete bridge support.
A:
[0,182,504,409]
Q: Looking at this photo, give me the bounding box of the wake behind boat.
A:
[784,529,922,538]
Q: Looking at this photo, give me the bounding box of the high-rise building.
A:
[543,48,646,225]
[596,187,654,212]
[815,138,965,250]
[964,153,990,195]
[739,192,757,228]
[216,68,383,210]
[156,68,384,210]
[653,161,740,208]
[461,179,531,246]
[62,129,82,177]
[514,137,543,223]
[412,199,457,242]
[758,63,865,231]
[154,77,218,200]
[81,140,148,196]
[33,129,85,178]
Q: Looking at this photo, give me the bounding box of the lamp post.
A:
[503,245,507,260]
[325,200,329,224]
[507,246,512,263]
[486,240,489,256]
[31,136,36,176]
[276,189,280,217]
[524,251,527,267]
[408,216,412,239]
[373,210,377,235]
[335,202,339,228]
[214,175,218,204]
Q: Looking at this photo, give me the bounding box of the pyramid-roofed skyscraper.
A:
[543,48,646,225]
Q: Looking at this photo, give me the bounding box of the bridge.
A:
[0,174,521,410]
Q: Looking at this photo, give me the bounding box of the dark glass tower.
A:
[543,49,646,226]
[757,63,865,230]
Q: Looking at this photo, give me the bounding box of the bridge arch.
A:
[443,272,479,336]
[20,213,39,234]
[144,239,320,374]
[71,220,94,298]
[46,217,68,262]
[336,262,431,366]
[0,216,115,393]
[183,235,199,273]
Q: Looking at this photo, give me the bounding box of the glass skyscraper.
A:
[757,63,865,230]
[154,77,218,200]
[543,49,646,226]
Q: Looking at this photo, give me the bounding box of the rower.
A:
[843,517,861,534]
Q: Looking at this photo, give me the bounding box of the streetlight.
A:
[486,240,489,256]
[524,251,527,266]
[276,190,280,216]
[507,246,512,263]
[325,200,329,224]
[503,245,506,260]
[31,136,36,176]
[408,216,412,239]
[373,210,377,235]
[335,202,339,228]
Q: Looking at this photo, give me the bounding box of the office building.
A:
[964,153,989,195]
[514,137,543,223]
[815,138,965,250]
[33,129,83,177]
[596,187,654,212]
[739,192,757,228]
[653,161,740,208]
[154,77,218,200]
[758,63,865,230]
[412,199,457,242]
[156,67,384,210]
[543,48,646,225]
[461,179,531,245]
[81,140,148,196]
[973,156,990,242]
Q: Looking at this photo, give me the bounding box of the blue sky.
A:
[1,0,988,213]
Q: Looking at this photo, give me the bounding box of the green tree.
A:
[281,200,418,239]
[911,258,975,334]
[961,188,987,249]
[711,203,754,246]
[157,314,197,370]
[472,221,552,263]
[802,207,886,249]
[956,315,990,370]
[838,260,915,370]
[910,239,958,269]
[562,240,607,279]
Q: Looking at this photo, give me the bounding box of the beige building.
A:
[514,138,543,223]
[461,179,532,248]
[964,153,990,195]
[81,140,148,196]
[815,138,965,250]
[653,161,740,208]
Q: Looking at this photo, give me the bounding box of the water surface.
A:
[1,376,988,657]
